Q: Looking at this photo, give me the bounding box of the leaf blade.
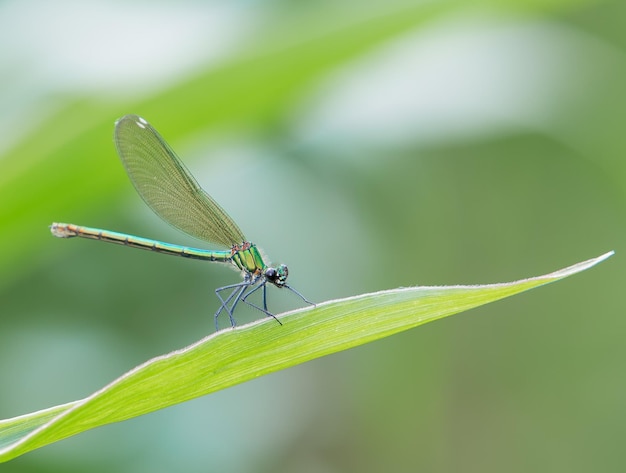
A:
[0,251,613,462]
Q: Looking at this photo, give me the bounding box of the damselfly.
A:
[51,115,313,330]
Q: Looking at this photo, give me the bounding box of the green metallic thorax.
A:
[231,243,267,275]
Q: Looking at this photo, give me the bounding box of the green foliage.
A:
[0,252,611,462]
[1,0,623,470]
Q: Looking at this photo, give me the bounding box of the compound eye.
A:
[265,267,278,281]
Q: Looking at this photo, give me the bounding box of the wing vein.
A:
[113,115,245,247]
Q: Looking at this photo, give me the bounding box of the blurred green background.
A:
[1,0,624,471]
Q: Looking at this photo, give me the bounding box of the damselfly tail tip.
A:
[50,222,76,238]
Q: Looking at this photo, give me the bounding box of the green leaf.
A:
[0,251,613,462]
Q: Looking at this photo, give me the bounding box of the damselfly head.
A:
[265,264,288,287]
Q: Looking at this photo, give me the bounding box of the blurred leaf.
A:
[0,251,612,462]
[0,1,452,288]
[0,0,609,288]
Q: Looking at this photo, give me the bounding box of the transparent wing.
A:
[114,114,245,247]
